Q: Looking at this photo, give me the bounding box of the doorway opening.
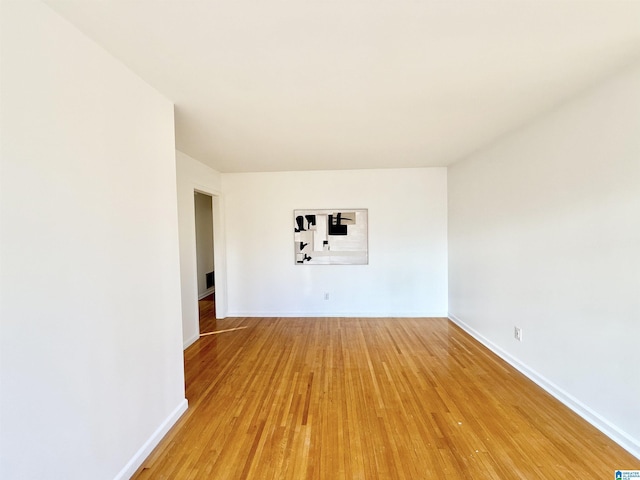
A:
[194,191,216,334]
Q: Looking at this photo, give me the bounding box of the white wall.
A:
[176,150,225,347]
[0,2,187,478]
[448,64,640,457]
[194,192,215,296]
[222,168,448,317]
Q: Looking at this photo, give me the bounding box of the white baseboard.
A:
[114,399,188,480]
[183,333,199,350]
[225,311,449,318]
[198,287,215,300]
[448,313,640,460]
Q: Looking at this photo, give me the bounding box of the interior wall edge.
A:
[183,334,200,350]
[113,399,189,480]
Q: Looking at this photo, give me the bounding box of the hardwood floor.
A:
[132,317,637,479]
[198,293,217,334]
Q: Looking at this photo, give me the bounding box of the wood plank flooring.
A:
[198,294,217,335]
[133,317,638,479]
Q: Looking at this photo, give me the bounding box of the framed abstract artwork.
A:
[294,209,368,265]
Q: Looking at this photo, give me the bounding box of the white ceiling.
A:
[45,1,640,173]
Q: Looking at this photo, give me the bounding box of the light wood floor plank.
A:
[133,317,638,479]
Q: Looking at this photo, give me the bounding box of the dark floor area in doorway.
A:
[198,293,216,334]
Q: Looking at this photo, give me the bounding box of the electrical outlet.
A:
[324,293,330,300]
[514,326,523,342]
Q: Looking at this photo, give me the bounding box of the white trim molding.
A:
[114,399,189,480]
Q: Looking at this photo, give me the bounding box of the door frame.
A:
[193,187,226,325]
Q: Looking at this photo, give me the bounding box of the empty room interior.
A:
[1,1,639,479]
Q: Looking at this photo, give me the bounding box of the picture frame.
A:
[294,209,368,265]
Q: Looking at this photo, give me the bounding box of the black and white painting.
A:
[294,209,368,265]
